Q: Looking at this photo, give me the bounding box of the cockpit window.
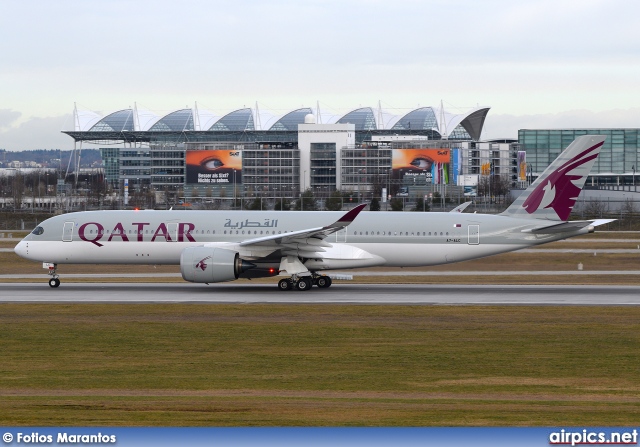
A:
[31,226,44,236]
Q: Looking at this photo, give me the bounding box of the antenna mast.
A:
[194,101,201,131]
[254,101,262,130]
[440,100,448,139]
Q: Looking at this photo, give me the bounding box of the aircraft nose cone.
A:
[14,240,27,259]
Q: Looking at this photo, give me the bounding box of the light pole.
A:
[302,170,306,211]
[45,173,49,211]
[311,169,315,193]
[233,169,236,209]
[358,168,365,204]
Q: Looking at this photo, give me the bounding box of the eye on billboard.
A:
[186,150,243,185]
[392,148,451,184]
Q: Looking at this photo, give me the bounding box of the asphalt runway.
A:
[1,283,640,305]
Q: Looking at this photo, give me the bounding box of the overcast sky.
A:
[1,0,639,150]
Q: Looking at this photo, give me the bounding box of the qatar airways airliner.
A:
[15,135,612,291]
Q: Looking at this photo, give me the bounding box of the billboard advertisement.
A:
[392,148,451,184]
[518,151,527,181]
[186,150,243,185]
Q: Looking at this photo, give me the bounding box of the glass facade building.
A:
[310,143,338,191]
[519,129,640,185]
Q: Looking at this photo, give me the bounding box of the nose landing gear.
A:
[47,263,60,288]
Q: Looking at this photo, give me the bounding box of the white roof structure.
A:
[72,103,490,140]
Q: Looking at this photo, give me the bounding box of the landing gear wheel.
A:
[296,277,312,291]
[278,278,293,291]
[316,276,332,288]
[48,277,60,288]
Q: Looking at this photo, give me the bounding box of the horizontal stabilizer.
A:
[522,219,615,234]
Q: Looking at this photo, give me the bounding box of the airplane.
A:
[14,135,613,291]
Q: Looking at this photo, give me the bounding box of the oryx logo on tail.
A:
[521,141,604,221]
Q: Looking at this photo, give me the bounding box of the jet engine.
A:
[180,247,255,283]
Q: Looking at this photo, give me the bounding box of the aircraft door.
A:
[62,222,74,242]
[335,227,347,243]
[468,225,479,245]
[167,223,178,242]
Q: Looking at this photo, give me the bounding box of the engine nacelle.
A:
[180,247,255,283]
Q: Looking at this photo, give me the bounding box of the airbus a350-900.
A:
[14,135,612,291]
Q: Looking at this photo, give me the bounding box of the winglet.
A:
[450,201,472,213]
[335,203,367,226]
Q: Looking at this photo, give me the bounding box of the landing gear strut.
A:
[47,263,60,288]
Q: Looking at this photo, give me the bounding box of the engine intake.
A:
[180,247,255,283]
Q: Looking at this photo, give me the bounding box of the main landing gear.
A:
[277,274,333,291]
[47,263,60,288]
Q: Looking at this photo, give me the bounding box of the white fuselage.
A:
[14,209,589,272]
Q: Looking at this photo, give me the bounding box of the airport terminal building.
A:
[62,103,640,205]
[63,104,524,202]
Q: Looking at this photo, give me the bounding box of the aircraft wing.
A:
[235,204,367,257]
[522,219,615,234]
